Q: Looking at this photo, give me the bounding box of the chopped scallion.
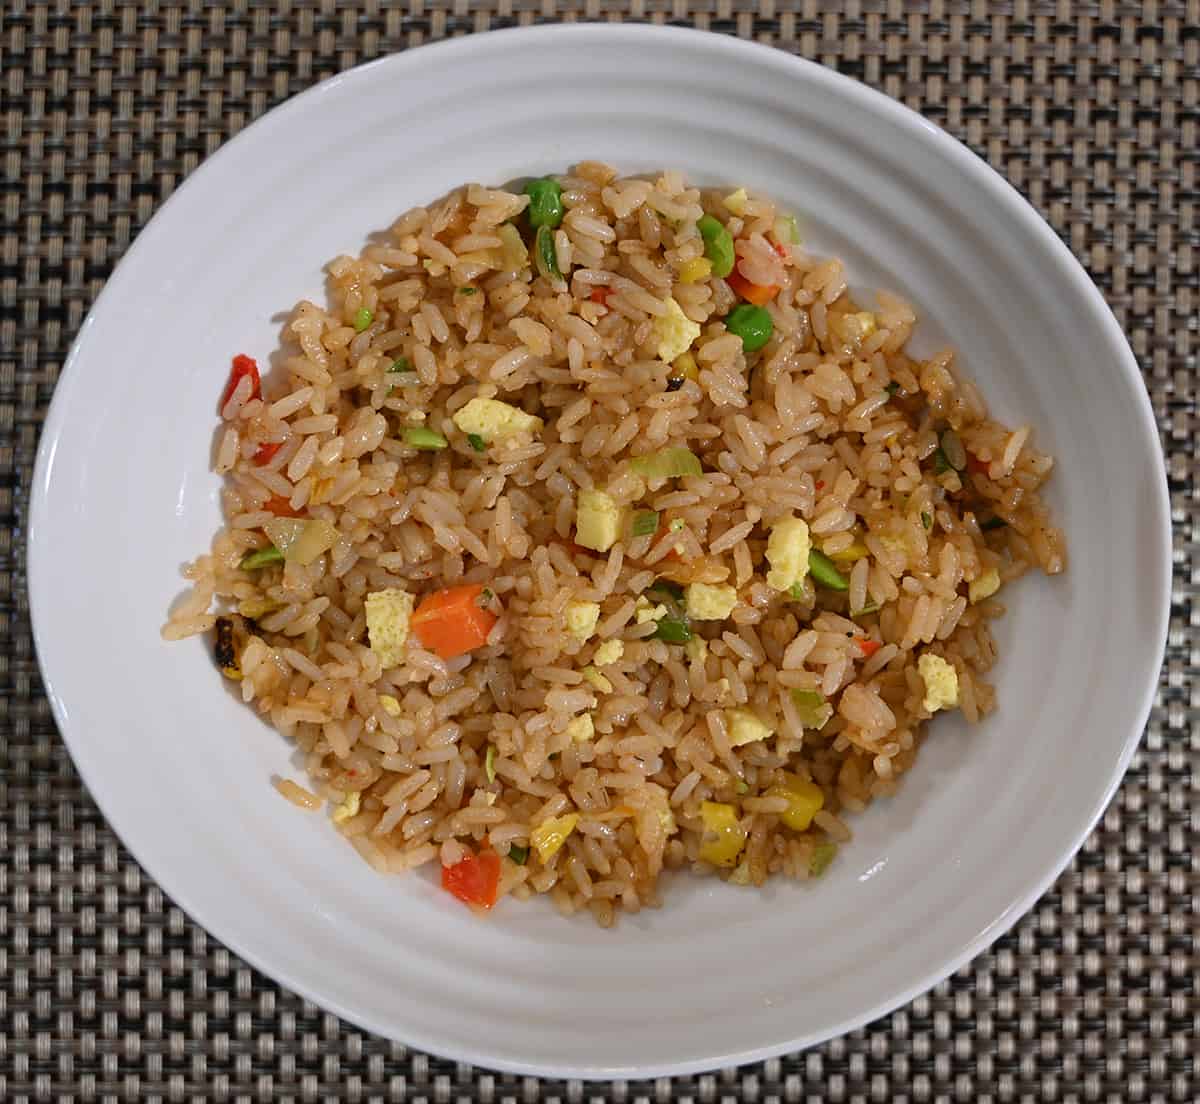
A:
[807,549,849,591]
[467,433,487,453]
[921,511,933,530]
[885,381,901,396]
[239,546,284,570]
[629,446,703,480]
[534,224,561,282]
[939,429,967,472]
[809,841,837,876]
[402,426,448,450]
[632,510,660,537]
[508,844,529,865]
[484,745,497,783]
[652,618,692,644]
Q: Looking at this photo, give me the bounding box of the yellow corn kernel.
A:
[768,774,825,832]
[377,694,402,717]
[331,791,360,824]
[828,541,868,564]
[678,257,712,284]
[697,801,747,868]
[531,813,579,863]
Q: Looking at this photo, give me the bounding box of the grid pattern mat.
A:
[2,2,1196,1100]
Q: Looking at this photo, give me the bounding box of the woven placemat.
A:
[2,2,1195,1100]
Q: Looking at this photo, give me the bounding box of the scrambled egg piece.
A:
[723,187,748,215]
[580,665,613,692]
[765,516,812,592]
[531,813,579,862]
[686,582,738,620]
[365,588,414,669]
[565,714,594,743]
[918,654,959,713]
[725,707,775,747]
[593,640,624,666]
[848,311,876,340]
[969,568,1002,604]
[679,258,712,284]
[684,637,709,665]
[652,297,702,364]
[565,599,601,641]
[635,596,668,625]
[331,791,360,824]
[377,694,402,717]
[576,489,622,552]
[451,397,543,441]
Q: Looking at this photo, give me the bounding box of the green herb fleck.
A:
[508,844,529,865]
[484,745,497,784]
[932,448,951,475]
[852,601,880,618]
[458,286,477,296]
[467,433,487,453]
[885,381,901,396]
[921,511,933,530]
[352,307,373,333]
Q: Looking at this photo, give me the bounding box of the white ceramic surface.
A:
[29,25,1170,1079]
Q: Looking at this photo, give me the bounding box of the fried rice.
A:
[163,164,1065,925]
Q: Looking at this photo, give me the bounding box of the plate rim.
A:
[27,22,1172,1079]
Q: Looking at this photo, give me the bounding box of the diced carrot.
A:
[727,269,780,306]
[856,637,882,658]
[411,583,498,660]
[253,441,284,466]
[967,454,990,476]
[815,480,826,491]
[221,354,261,407]
[263,495,303,517]
[771,240,790,260]
[590,287,612,305]
[441,849,501,909]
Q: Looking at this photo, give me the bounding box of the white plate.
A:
[29,24,1170,1079]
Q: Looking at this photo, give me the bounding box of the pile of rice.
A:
[164,164,1065,926]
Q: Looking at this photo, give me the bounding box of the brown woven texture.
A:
[2,2,1195,1100]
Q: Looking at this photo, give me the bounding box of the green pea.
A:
[697,214,735,278]
[534,225,561,282]
[352,307,373,333]
[724,303,774,353]
[524,177,564,229]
